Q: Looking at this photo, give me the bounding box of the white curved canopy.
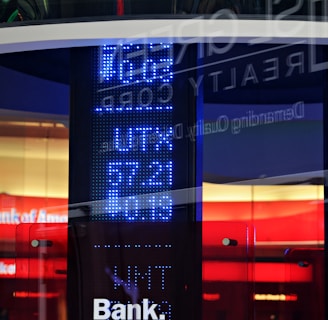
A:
[0,19,328,54]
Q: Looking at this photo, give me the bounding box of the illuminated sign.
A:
[0,260,15,277]
[91,43,174,221]
[0,208,67,224]
[93,298,166,320]
[68,43,199,320]
[254,294,298,301]
[0,258,66,279]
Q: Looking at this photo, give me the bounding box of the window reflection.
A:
[0,40,326,320]
[201,43,325,320]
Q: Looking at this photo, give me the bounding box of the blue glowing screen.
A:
[91,43,174,221]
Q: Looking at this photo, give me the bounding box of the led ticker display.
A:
[68,43,199,320]
[91,43,175,221]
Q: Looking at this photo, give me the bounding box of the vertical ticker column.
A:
[92,43,174,222]
[68,43,200,320]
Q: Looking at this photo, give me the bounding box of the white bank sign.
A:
[93,298,166,320]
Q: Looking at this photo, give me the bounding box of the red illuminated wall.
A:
[203,200,324,243]
[1,194,323,243]
[0,193,67,241]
